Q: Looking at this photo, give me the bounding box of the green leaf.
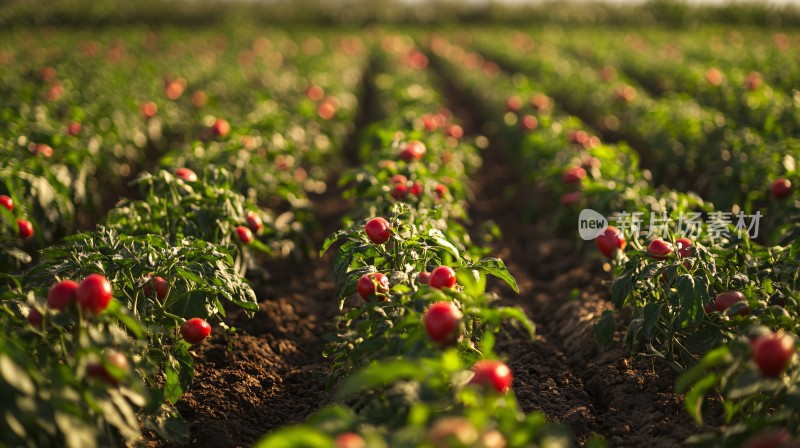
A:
[163,359,183,406]
[334,360,424,400]
[611,271,634,307]
[594,310,615,351]
[254,427,330,448]
[427,229,460,259]
[320,229,350,257]
[475,258,519,293]
[642,303,663,341]
[457,269,486,295]
[684,373,719,426]
[497,307,535,339]
[676,274,700,327]
[676,346,732,393]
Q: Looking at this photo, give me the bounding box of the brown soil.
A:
[167,185,349,448]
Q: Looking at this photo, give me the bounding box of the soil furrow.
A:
[167,180,349,448]
[431,59,721,446]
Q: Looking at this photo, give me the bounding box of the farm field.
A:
[1,20,799,448]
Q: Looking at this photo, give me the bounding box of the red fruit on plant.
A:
[32,143,53,157]
[390,174,408,184]
[429,266,457,290]
[714,291,749,315]
[181,318,211,344]
[175,167,197,182]
[306,85,324,101]
[647,239,674,260]
[246,211,263,233]
[520,114,538,131]
[236,225,253,244]
[76,274,113,315]
[317,101,337,120]
[446,124,464,139]
[568,130,588,145]
[165,79,186,100]
[356,272,389,301]
[335,432,366,448]
[211,118,230,137]
[141,101,158,119]
[752,333,795,377]
[17,219,33,239]
[771,178,792,199]
[424,302,462,345]
[470,360,512,393]
[143,275,168,300]
[47,279,79,311]
[0,195,13,211]
[365,217,391,244]
[434,184,448,199]
[505,95,522,112]
[27,308,43,326]
[67,121,81,136]
[418,271,431,284]
[705,68,723,86]
[399,141,426,162]
[391,183,409,200]
[410,182,423,197]
[562,166,587,183]
[704,302,713,314]
[86,350,130,385]
[676,237,693,258]
[191,90,208,107]
[745,71,763,91]
[595,226,626,258]
[745,429,792,448]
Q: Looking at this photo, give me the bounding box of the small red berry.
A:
[356,272,389,301]
[17,219,34,239]
[175,168,197,182]
[676,237,693,258]
[246,211,263,233]
[391,183,409,200]
[647,239,674,260]
[752,332,795,377]
[424,302,462,345]
[595,226,626,258]
[76,274,113,315]
[714,291,749,316]
[236,225,253,244]
[562,166,587,183]
[429,266,457,290]
[771,178,792,199]
[399,141,426,162]
[365,218,391,244]
[181,318,211,344]
[47,280,79,311]
[0,195,13,211]
[470,360,512,393]
[27,308,43,326]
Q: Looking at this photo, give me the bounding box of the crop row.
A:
[465,31,800,214]
[0,30,367,447]
[430,33,800,446]
[256,33,583,448]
